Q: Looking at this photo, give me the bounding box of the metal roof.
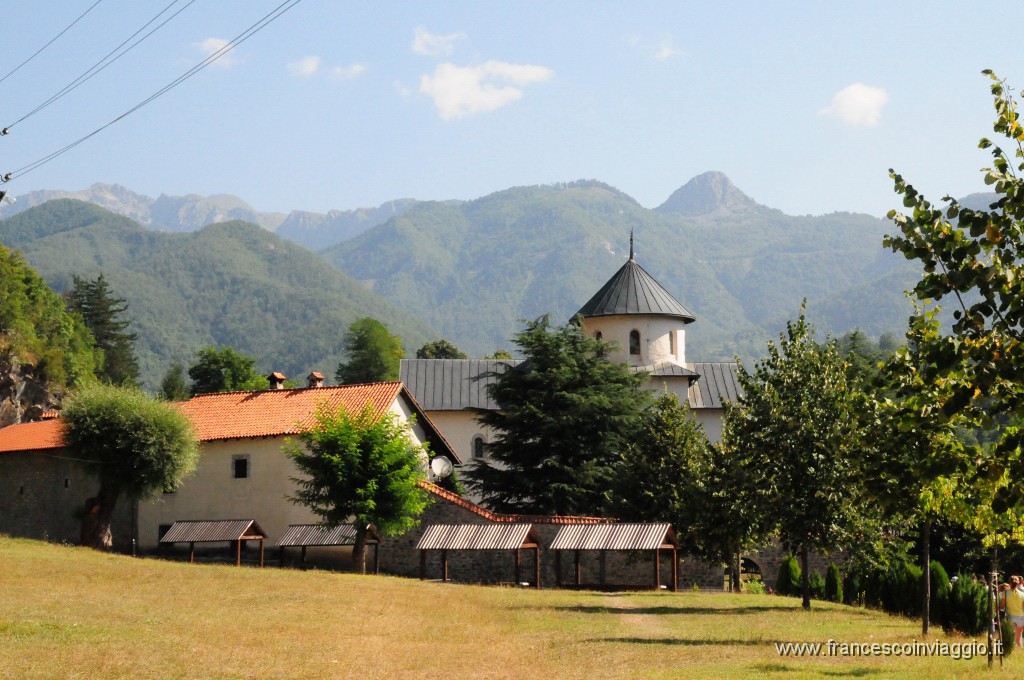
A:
[415,523,540,550]
[160,519,267,544]
[576,258,695,323]
[400,359,522,411]
[687,362,742,409]
[633,361,700,379]
[548,523,679,551]
[276,524,381,547]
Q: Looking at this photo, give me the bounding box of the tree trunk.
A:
[352,524,368,574]
[801,544,811,610]
[922,517,931,636]
[732,543,742,592]
[81,486,117,550]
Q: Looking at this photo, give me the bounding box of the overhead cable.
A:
[6,0,198,132]
[4,0,304,182]
[0,0,106,88]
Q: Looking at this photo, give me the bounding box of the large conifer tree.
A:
[464,315,650,515]
[67,274,139,385]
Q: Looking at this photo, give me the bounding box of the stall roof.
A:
[549,523,678,551]
[276,524,381,547]
[416,523,540,551]
[160,519,267,544]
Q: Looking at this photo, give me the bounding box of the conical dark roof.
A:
[576,256,695,323]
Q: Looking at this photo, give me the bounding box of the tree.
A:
[160,362,190,401]
[415,339,467,359]
[285,402,429,572]
[464,315,651,515]
[485,349,514,360]
[66,273,139,385]
[62,383,199,549]
[335,317,404,384]
[723,309,862,609]
[188,345,267,395]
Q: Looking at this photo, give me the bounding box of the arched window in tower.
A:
[595,331,602,341]
[472,436,485,460]
[629,330,641,356]
[669,330,676,357]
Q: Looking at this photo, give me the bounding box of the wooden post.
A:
[373,543,380,575]
[535,547,541,590]
[236,539,242,566]
[575,550,581,587]
[672,547,678,592]
[654,548,661,590]
[419,550,426,580]
[301,545,307,566]
[515,548,521,585]
[556,552,562,587]
[189,542,195,564]
[259,539,264,567]
[442,549,449,582]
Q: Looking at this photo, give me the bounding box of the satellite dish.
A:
[430,456,453,479]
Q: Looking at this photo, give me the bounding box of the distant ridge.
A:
[656,171,768,217]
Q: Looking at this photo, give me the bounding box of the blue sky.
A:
[0,1,1015,217]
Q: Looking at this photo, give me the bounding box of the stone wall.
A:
[0,450,133,551]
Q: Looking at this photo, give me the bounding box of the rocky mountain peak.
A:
[656,171,761,217]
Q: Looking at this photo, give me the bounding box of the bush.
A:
[744,579,767,595]
[876,560,923,617]
[1001,615,1015,657]
[776,555,801,596]
[843,570,862,606]
[947,575,990,635]
[809,571,826,600]
[825,563,843,603]
[929,561,951,625]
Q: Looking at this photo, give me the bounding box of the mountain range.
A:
[0,172,963,389]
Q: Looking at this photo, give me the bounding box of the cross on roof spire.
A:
[629,230,634,260]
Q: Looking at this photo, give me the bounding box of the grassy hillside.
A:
[0,537,1007,679]
[325,177,919,360]
[0,200,439,388]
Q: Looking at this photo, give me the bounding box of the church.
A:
[400,236,742,468]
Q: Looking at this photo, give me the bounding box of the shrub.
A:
[947,575,990,635]
[929,561,951,625]
[809,571,826,600]
[877,560,923,617]
[1001,615,1015,657]
[744,579,767,595]
[842,570,862,606]
[776,555,801,596]
[825,563,843,603]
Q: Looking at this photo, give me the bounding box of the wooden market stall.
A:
[276,523,382,572]
[415,523,542,589]
[159,519,268,566]
[548,523,679,591]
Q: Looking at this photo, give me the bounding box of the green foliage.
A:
[1002,616,1015,657]
[809,571,826,600]
[67,273,139,385]
[415,339,467,359]
[0,245,98,387]
[464,315,650,515]
[159,362,189,401]
[485,349,514,360]
[776,556,801,597]
[62,382,199,547]
[335,317,404,384]
[723,307,864,608]
[188,345,267,395]
[285,402,429,537]
[0,203,437,389]
[825,563,843,603]
[883,71,1024,546]
[743,579,767,595]
[947,575,990,635]
[434,467,466,496]
[843,571,862,606]
[930,561,951,625]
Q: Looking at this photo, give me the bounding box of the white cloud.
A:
[288,56,320,77]
[627,34,682,60]
[653,39,681,60]
[196,37,239,68]
[419,61,553,120]
[330,63,367,80]
[412,27,466,57]
[819,83,889,126]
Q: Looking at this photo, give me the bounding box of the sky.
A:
[0,1,1016,218]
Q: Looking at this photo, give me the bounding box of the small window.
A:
[629,330,641,356]
[472,436,485,460]
[594,331,602,341]
[233,456,250,479]
[669,330,676,357]
[158,524,173,541]
[18,485,24,495]
[64,478,70,489]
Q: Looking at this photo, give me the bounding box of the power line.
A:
[3,0,304,182]
[0,0,106,88]
[6,0,198,132]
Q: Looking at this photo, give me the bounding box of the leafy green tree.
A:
[0,245,98,388]
[62,383,199,549]
[159,362,190,401]
[66,273,138,385]
[485,349,514,360]
[285,402,429,572]
[884,73,1024,643]
[335,317,404,384]
[723,309,862,609]
[415,339,468,359]
[464,314,650,515]
[188,345,267,395]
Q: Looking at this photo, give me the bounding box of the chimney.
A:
[267,372,287,390]
[306,371,325,388]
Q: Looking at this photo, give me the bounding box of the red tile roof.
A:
[0,419,64,453]
[178,383,403,441]
[419,482,612,525]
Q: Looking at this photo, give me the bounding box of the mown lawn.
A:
[0,537,1017,679]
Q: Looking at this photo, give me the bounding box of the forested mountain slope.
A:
[0,200,438,388]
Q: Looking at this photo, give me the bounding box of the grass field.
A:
[0,537,1018,679]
